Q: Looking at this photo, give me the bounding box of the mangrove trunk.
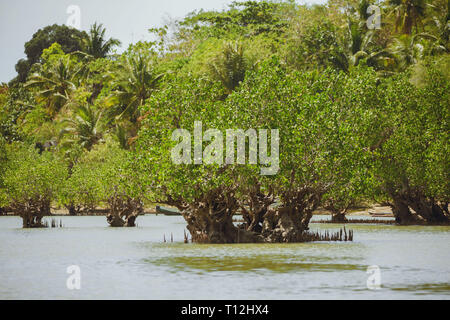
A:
[11,197,51,228]
[106,193,143,227]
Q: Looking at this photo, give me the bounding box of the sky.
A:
[0,0,326,83]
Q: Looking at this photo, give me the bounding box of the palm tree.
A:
[60,104,104,151]
[25,57,80,117]
[107,54,163,123]
[426,0,450,52]
[389,0,427,35]
[389,33,444,69]
[331,18,392,72]
[82,23,121,59]
[209,41,248,94]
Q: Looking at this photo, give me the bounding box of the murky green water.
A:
[0,215,449,299]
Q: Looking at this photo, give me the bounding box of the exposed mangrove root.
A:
[324,201,350,223]
[240,184,275,234]
[163,233,175,243]
[162,181,358,244]
[64,202,98,216]
[386,185,450,225]
[257,187,323,243]
[43,218,64,228]
[106,191,143,227]
[65,203,83,216]
[330,212,348,223]
[10,197,51,228]
[167,187,264,243]
[300,227,354,241]
[171,185,355,243]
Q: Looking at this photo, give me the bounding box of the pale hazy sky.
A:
[0,0,326,83]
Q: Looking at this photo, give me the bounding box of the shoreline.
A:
[1,205,393,217]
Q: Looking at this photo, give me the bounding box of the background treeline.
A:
[0,1,448,239]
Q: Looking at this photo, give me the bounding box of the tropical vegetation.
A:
[0,1,448,238]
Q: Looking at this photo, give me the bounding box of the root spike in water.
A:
[299,228,354,242]
[42,218,64,228]
[184,230,188,243]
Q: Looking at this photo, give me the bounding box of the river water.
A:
[0,215,449,299]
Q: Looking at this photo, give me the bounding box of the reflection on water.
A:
[390,283,450,293]
[0,215,449,299]
[148,255,365,273]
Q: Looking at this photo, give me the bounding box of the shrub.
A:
[0,144,67,227]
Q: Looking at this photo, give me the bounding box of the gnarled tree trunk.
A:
[390,195,423,224]
[387,186,449,225]
[324,201,350,223]
[177,185,324,243]
[331,212,348,223]
[170,187,263,243]
[11,197,51,228]
[66,203,83,216]
[183,206,262,243]
[261,187,322,242]
[240,184,274,234]
[261,207,306,242]
[106,193,143,227]
[406,192,449,223]
[169,185,341,244]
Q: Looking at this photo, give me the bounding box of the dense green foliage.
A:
[13,24,88,84]
[0,144,67,226]
[0,0,448,232]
